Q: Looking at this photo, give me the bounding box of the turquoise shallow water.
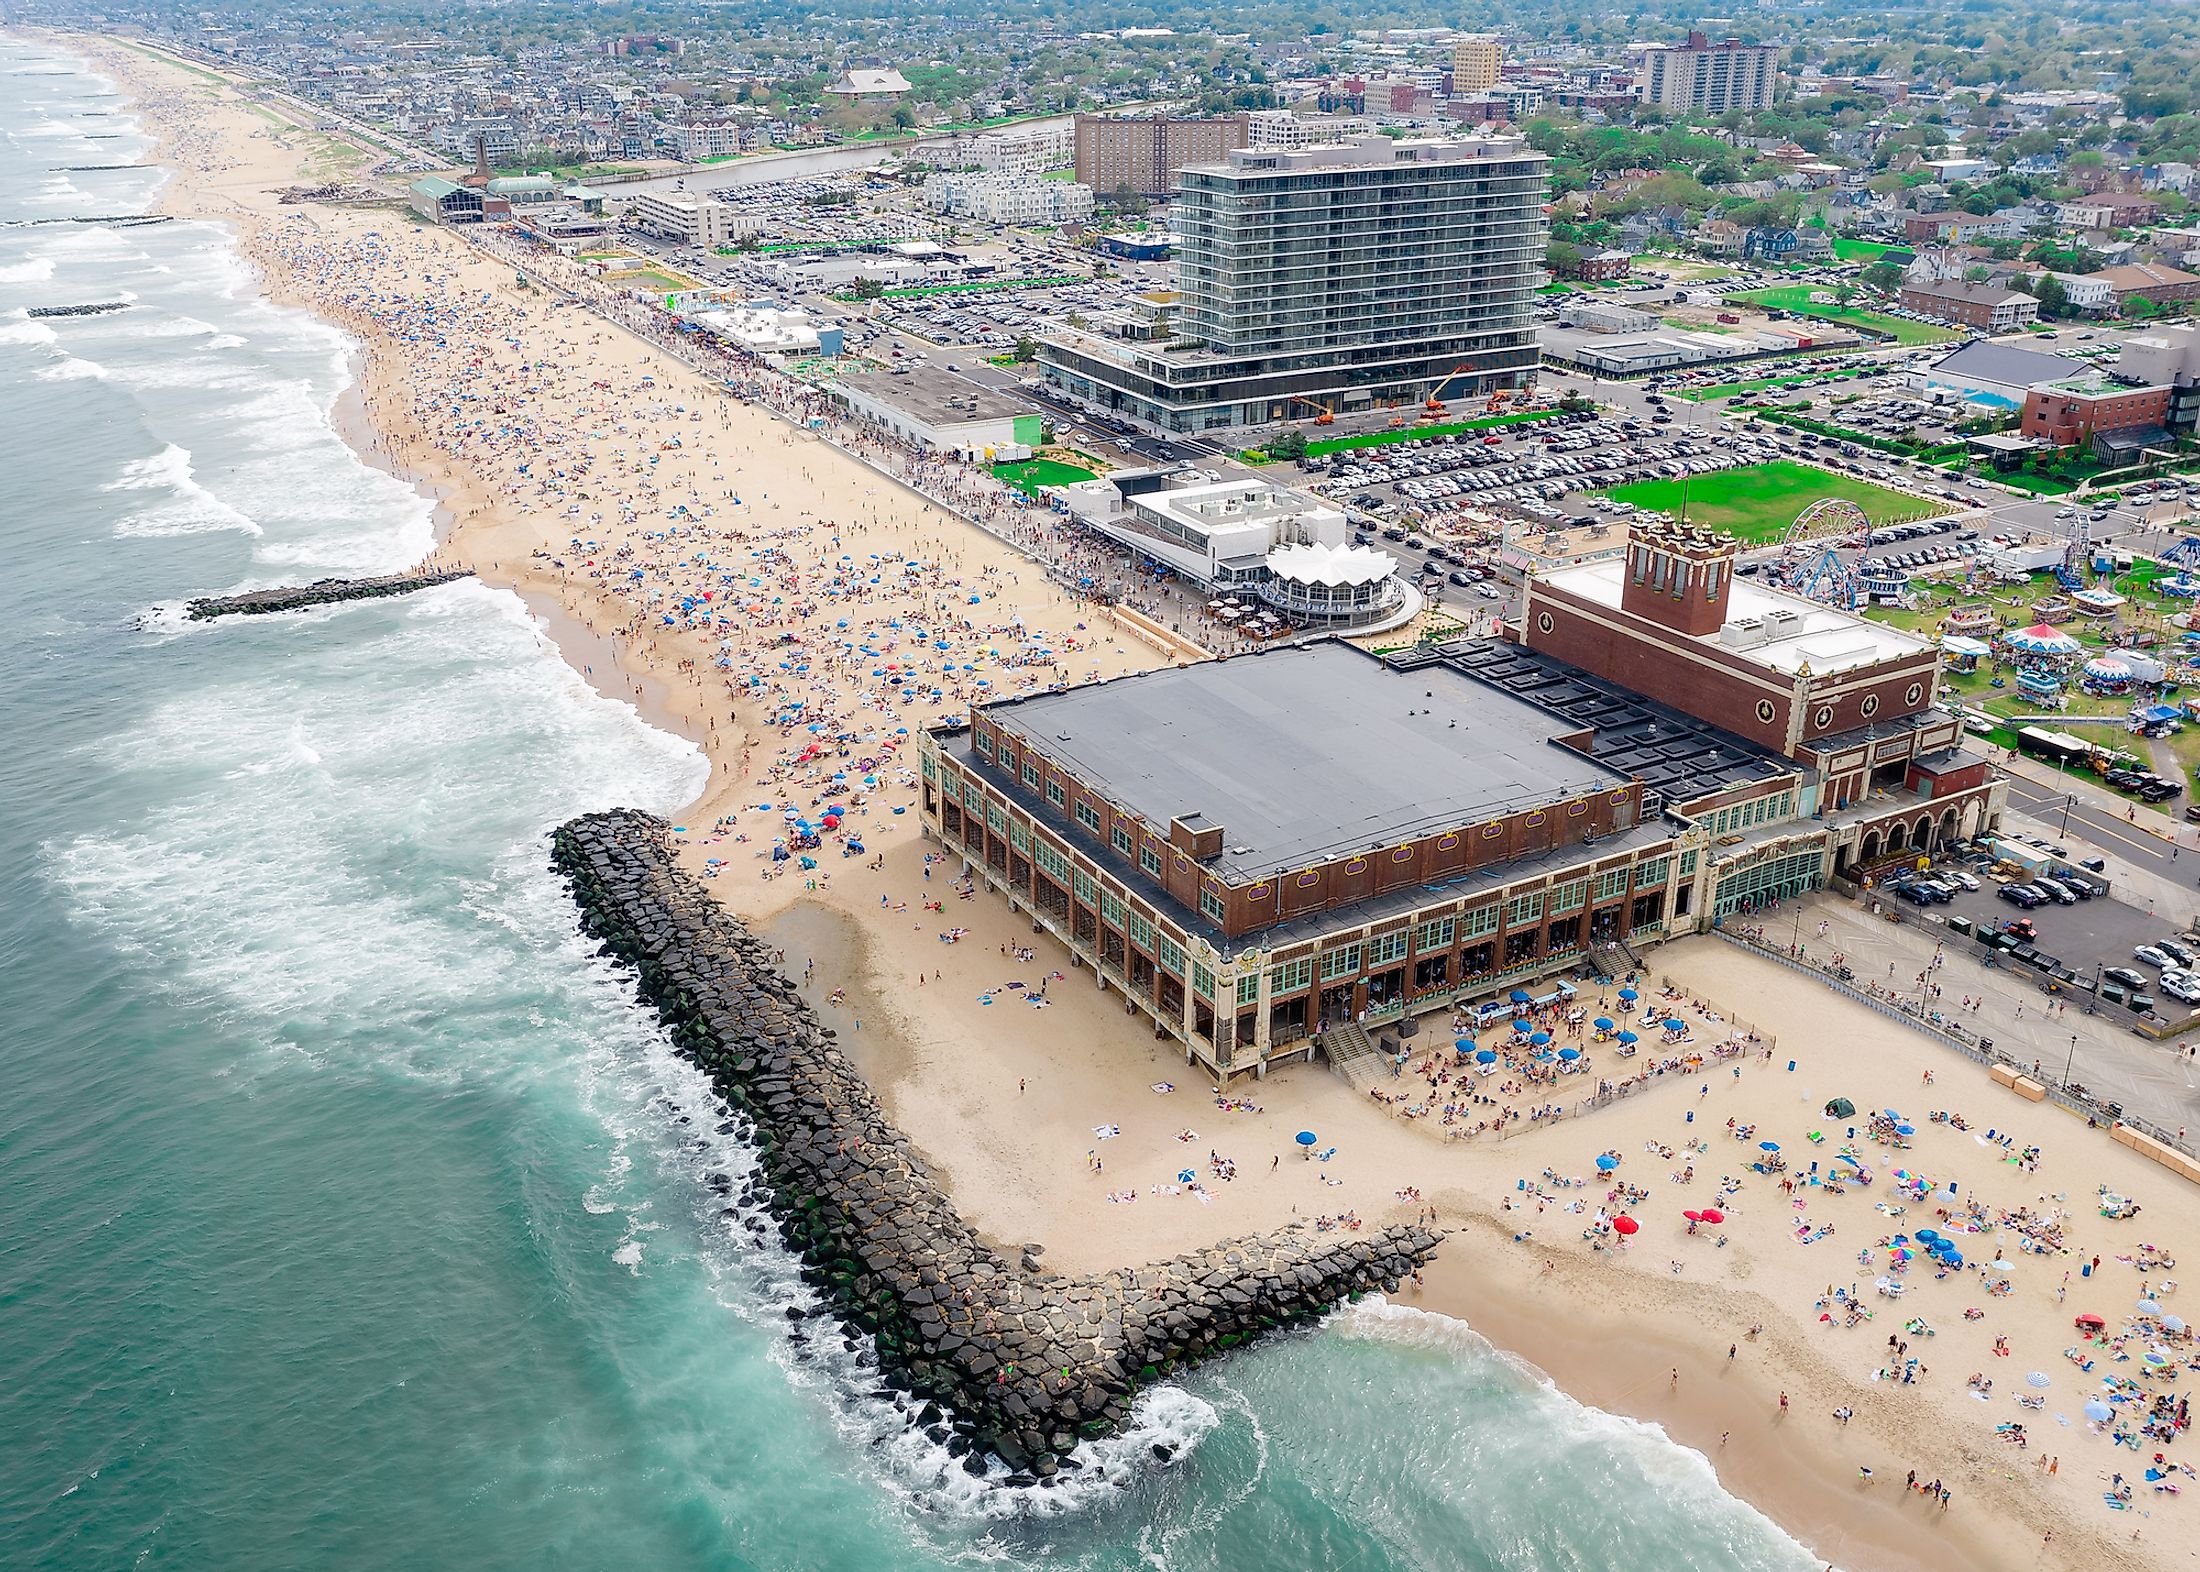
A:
[0,41,1824,1571]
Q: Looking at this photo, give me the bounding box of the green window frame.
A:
[1416,917,1455,952]
[1369,930,1408,966]
[1075,802,1101,834]
[1073,869,1097,904]
[1270,957,1313,995]
[973,729,992,758]
[963,780,984,811]
[1023,759,1040,790]
[1321,943,1362,982]
[1140,845,1162,878]
[1112,824,1133,857]
[986,803,1008,834]
[1128,911,1155,951]
[1548,879,1585,915]
[1680,850,1698,876]
[1034,842,1070,881]
[1236,974,1260,1006]
[1505,891,1543,928]
[1045,779,1066,808]
[920,754,936,781]
[1460,903,1498,939]
[1200,887,1226,923]
[1009,821,1028,852]
[1636,856,1670,889]
[1101,890,1125,925]
[1156,935,1185,975]
[1595,867,1628,901]
[1192,962,1216,999]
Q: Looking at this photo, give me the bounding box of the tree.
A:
[1267,427,1310,460]
[1108,182,1148,215]
[2034,273,2069,318]
[850,277,886,301]
[1859,261,1905,291]
[1545,239,1583,278]
[1011,333,1039,364]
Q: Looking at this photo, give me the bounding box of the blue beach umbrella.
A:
[2085,1401,2113,1422]
[1663,1017,1686,1033]
[1178,1169,1196,1184]
[1475,1049,1498,1065]
[1595,1154,1620,1171]
[1559,1047,1581,1062]
[1509,988,1532,1004]
[1759,1141,1781,1152]
[1296,1131,1318,1147]
[1617,1030,1638,1045]
[1593,1017,1614,1032]
[1530,1031,1552,1046]
[1513,1018,1533,1035]
[1618,987,1639,1002]
[2026,1372,2051,1389]
[1455,1039,1476,1056]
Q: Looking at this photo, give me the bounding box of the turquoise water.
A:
[0,42,1823,1571]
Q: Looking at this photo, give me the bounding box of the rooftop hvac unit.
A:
[1719,617,1768,649]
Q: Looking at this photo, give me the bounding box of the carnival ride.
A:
[1767,497,1874,610]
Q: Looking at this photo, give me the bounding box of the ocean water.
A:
[0,40,1823,1571]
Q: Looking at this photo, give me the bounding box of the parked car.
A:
[2160,939,2195,968]
[2135,945,2174,968]
[2103,966,2149,991]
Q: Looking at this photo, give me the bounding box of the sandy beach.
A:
[76,34,2200,1571]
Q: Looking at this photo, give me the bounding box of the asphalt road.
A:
[1999,771,2194,885]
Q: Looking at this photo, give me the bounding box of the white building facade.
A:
[922,172,1096,225]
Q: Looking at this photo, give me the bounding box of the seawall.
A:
[552,808,1443,1477]
[185,568,472,621]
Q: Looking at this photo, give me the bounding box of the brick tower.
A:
[1619,519,1738,637]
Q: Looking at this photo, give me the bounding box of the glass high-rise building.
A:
[1039,135,1546,433]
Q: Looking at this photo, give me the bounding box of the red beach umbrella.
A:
[1612,1216,1640,1236]
[1683,1210,1703,1223]
[1700,1208,1726,1225]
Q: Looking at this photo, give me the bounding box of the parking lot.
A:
[1876,850,2200,1021]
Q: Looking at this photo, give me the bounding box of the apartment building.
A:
[1452,35,1503,92]
[922,171,1096,225]
[1073,113,1249,198]
[1634,33,1778,113]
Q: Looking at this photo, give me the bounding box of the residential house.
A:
[2085,263,2200,309]
[1897,278,2040,331]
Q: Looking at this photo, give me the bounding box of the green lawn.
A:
[1830,239,1896,263]
[1598,460,1948,543]
[837,274,1083,301]
[1732,286,1959,347]
[993,458,1096,496]
[1678,363,1877,402]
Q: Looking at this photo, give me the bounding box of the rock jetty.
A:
[28,302,129,318]
[185,568,472,621]
[553,809,1443,1477]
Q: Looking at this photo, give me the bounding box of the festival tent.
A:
[2002,623,2082,657]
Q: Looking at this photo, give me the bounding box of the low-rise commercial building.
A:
[625,192,761,248]
[2086,263,2200,309]
[832,364,1041,454]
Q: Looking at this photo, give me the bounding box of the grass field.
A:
[1598,460,1945,543]
[992,458,1096,496]
[1732,286,1958,347]
[1295,409,1561,459]
[1830,239,1896,263]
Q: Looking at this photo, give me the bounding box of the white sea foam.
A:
[0,256,55,284]
[34,354,107,380]
[0,314,59,348]
[103,443,262,538]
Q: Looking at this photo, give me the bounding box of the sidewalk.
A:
[1757,894,2200,1146]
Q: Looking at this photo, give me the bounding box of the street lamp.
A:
[2063,1032,2081,1087]
[2061,792,2077,837]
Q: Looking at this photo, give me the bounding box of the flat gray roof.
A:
[838,363,1028,428]
[985,640,1632,884]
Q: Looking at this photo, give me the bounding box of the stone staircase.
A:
[1320,1020,1393,1093]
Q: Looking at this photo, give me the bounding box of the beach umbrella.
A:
[1992,1259,2015,1273]
[1513,1018,1533,1035]
[1559,1047,1581,1061]
[1618,988,1639,1002]
[2026,1372,2051,1389]
[1895,1123,1916,1136]
[1295,1131,1317,1147]
[2147,1346,2174,1368]
[1455,1036,1475,1051]
[1509,988,1532,1004]
[1699,1208,1725,1225]
[2167,1316,2187,1336]
[1916,1228,1940,1243]
[1684,1210,1704,1223]
[1663,1018,1686,1033]
[1530,1030,1552,1046]
[1613,1216,1640,1236]
[2085,1401,2114,1423]
[1759,1140,1781,1152]
[1178,1169,1196,1184]
[1595,1154,1620,1172]
[2140,1299,2164,1317]
[1475,1049,1498,1065]
[1617,1031,1638,1045]
[1594,1017,1614,1032]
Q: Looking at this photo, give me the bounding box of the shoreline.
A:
[70,32,2188,1572]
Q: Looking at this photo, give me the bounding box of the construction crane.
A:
[1287,396,1335,427]
[1426,360,1477,414]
